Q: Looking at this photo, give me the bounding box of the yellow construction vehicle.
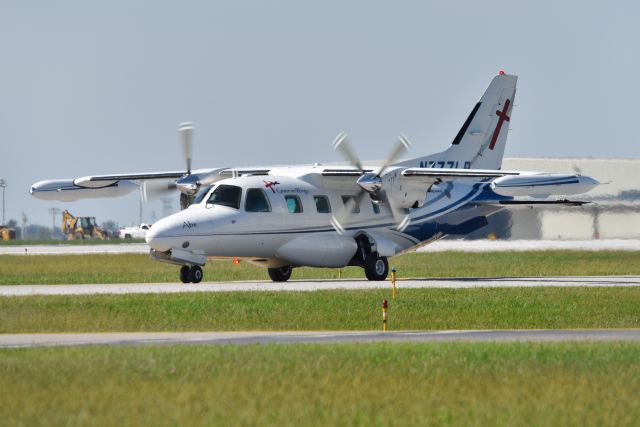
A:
[61,209,109,240]
[0,226,16,240]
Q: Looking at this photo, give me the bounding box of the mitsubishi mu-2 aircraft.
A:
[31,73,600,283]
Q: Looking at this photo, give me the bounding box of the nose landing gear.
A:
[179,265,203,283]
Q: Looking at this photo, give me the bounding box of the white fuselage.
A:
[145,169,492,268]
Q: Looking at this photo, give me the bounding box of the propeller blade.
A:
[380,191,411,232]
[140,182,147,204]
[330,189,368,234]
[332,132,363,172]
[376,134,411,177]
[141,180,178,202]
[179,122,194,174]
[328,131,412,233]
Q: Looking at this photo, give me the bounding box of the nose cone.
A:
[146,215,181,252]
[357,172,382,193]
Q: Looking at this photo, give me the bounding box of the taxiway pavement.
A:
[2,239,640,255]
[2,329,639,348]
[1,276,639,296]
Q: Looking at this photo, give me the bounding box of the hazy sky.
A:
[2,1,638,226]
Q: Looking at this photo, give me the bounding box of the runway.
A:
[2,276,640,296]
[2,329,640,348]
[2,239,640,255]
[0,243,149,255]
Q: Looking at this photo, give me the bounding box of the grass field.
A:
[2,250,640,284]
[1,342,639,426]
[2,287,639,333]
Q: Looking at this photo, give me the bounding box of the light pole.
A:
[161,197,173,218]
[48,208,61,240]
[21,212,27,240]
[0,179,6,225]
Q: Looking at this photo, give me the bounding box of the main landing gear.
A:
[268,266,293,282]
[364,254,389,281]
[179,265,203,284]
[352,235,389,281]
[263,254,389,283]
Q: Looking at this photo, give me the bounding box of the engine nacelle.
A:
[383,171,427,209]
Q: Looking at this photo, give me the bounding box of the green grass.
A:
[2,287,639,333]
[0,238,145,246]
[2,250,640,284]
[1,342,639,426]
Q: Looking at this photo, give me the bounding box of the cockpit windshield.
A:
[206,185,242,209]
[193,185,214,204]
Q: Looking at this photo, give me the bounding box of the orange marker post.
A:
[382,299,389,332]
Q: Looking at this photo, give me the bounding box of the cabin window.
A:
[314,195,331,213]
[206,184,242,209]
[341,195,360,213]
[285,195,303,213]
[245,188,271,212]
[372,202,380,214]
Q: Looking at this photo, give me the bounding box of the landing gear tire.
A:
[190,266,203,283]
[179,266,191,283]
[179,265,203,283]
[364,255,388,281]
[268,266,292,282]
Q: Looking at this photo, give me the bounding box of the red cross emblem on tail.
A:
[489,98,511,150]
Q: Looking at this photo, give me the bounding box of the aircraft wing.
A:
[321,168,375,176]
[30,166,280,202]
[320,166,599,200]
[30,168,220,202]
[400,167,520,180]
[322,167,520,179]
[398,168,599,197]
[73,171,187,187]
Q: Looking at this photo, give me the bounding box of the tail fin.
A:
[409,73,517,170]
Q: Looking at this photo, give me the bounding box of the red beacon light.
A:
[499,70,506,75]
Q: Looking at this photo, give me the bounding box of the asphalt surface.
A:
[2,276,640,296]
[0,243,149,255]
[2,239,640,255]
[2,330,640,348]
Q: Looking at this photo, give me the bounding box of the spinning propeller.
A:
[140,122,202,209]
[330,132,412,234]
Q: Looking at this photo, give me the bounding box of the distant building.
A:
[470,157,640,240]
